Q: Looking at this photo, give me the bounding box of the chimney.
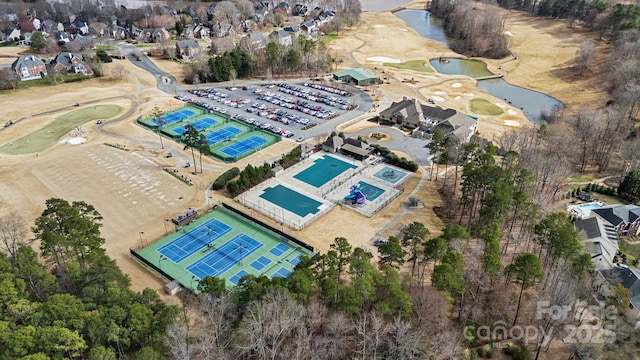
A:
[403,96,408,101]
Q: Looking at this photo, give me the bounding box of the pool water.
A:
[358,181,385,201]
[374,167,407,184]
[260,185,323,217]
[294,155,357,188]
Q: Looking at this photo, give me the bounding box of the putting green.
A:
[469,98,504,116]
[383,60,434,73]
[0,104,123,155]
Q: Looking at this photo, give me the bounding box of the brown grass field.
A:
[0,0,608,304]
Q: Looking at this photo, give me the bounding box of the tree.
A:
[401,222,430,277]
[111,64,128,80]
[607,283,631,314]
[266,41,280,74]
[30,31,45,52]
[175,21,184,37]
[182,124,199,174]
[504,253,544,326]
[0,212,27,264]
[151,105,165,149]
[196,133,208,174]
[575,40,595,75]
[618,170,640,203]
[377,236,405,268]
[197,276,226,297]
[330,237,352,304]
[431,250,466,301]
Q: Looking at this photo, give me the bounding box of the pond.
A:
[360,0,415,12]
[395,9,564,122]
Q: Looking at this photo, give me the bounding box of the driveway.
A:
[347,126,432,165]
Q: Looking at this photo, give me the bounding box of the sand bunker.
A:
[431,96,445,102]
[398,28,408,32]
[495,103,507,108]
[67,137,86,145]
[451,83,462,88]
[464,92,475,97]
[434,91,447,95]
[504,31,514,36]
[507,109,518,115]
[374,25,386,28]
[368,56,401,63]
[454,96,461,100]
[426,76,438,79]
[504,120,521,126]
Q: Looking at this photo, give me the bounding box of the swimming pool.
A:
[260,184,323,217]
[358,181,385,201]
[294,155,357,188]
[571,201,603,218]
[374,167,407,184]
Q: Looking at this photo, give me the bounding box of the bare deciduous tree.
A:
[575,40,595,75]
[0,212,27,263]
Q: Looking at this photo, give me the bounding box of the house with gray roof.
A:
[50,52,90,75]
[592,204,640,236]
[42,19,64,33]
[70,20,89,35]
[597,265,640,327]
[11,55,47,81]
[575,217,619,270]
[1,27,21,42]
[322,135,344,153]
[271,29,292,46]
[379,97,478,143]
[176,39,201,59]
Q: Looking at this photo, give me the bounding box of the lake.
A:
[395,9,564,122]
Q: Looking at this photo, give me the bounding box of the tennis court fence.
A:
[130,248,175,283]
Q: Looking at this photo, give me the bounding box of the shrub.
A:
[503,343,531,360]
[211,167,240,190]
[96,50,112,63]
[478,344,495,358]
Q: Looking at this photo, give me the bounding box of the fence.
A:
[130,248,174,282]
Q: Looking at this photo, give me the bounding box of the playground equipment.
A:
[344,184,366,206]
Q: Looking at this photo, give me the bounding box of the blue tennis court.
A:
[294,155,357,188]
[270,243,290,257]
[187,233,263,279]
[250,256,272,271]
[151,109,197,125]
[220,135,269,157]
[157,219,233,263]
[229,269,249,285]
[290,254,302,266]
[271,267,291,279]
[172,117,219,135]
[205,126,244,145]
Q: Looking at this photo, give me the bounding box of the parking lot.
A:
[175,80,373,142]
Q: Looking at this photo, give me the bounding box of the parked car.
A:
[374,238,388,246]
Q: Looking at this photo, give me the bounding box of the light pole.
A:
[163,219,169,235]
[159,254,167,269]
[237,242,245,265]
[138,231,145,248]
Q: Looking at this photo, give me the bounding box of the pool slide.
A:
[344,184,366,206]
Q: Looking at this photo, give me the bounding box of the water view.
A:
[395,9,564,122]
[360,0,414,12]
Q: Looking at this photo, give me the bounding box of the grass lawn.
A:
[322,32,340,43]
[0,105,123,155]
[383,60,434,73]
[94,44,118,51]
[618,239,640,267]
[570,174,594,183]
[469,98,504,116]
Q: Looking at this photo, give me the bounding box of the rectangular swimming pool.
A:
[358,181,385,201]
[260,184,322,217]
[293,155,357,188]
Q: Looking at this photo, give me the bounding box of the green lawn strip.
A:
[384,60,434,73]
[469,98,504,116]
[0,104,123,155]
[17,74,89,89]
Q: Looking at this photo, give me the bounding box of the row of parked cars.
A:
[246,102,312,126]
[256,91,335,120]
[303,82,351,97]
[232,113,299,139]
[279,83,352,110]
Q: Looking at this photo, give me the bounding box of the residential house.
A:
[379,97,478,143]
[160,5,177,16]
[271,29,292,46]
[53,31,72,43]
[1,27,21,42]
[70,20,89,35]
[106,24,127,40]
[18,16,41,32]
[274,2,290,14]
[0,6,18,23]
[596,265,640,327]
[176,39,201,59]
[206,3,218,16]
[314,10,334,26]
[211,23,235,38]
[141,28,170,43]
[50,52,90,75]
[300,21,316,34]
[592,204,640,236]
[210,38,236,55]
[42,19,64,33]
[67,34,92,51]
[254,2,270,21]
[322,135,344,153]
[575,217,619,270]
[185,24,211,39]
[248,32,267,50]
[127,25,143,39]
[283,24,300,37]
[293,4,309,16]
[11,55,47,81]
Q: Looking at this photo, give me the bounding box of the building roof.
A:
[341,143,370,157]
[11,55,44,69]
[600,266,640,310]
[575,217,619,270]
[177,39,199,50]
[592,204,640,227]
[324,135,343,149]
[51,52,82,68]
[334,68,377,82]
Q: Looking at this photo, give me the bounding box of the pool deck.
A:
[236,152,412,228]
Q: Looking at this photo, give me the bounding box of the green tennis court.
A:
[132,205,314,291]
